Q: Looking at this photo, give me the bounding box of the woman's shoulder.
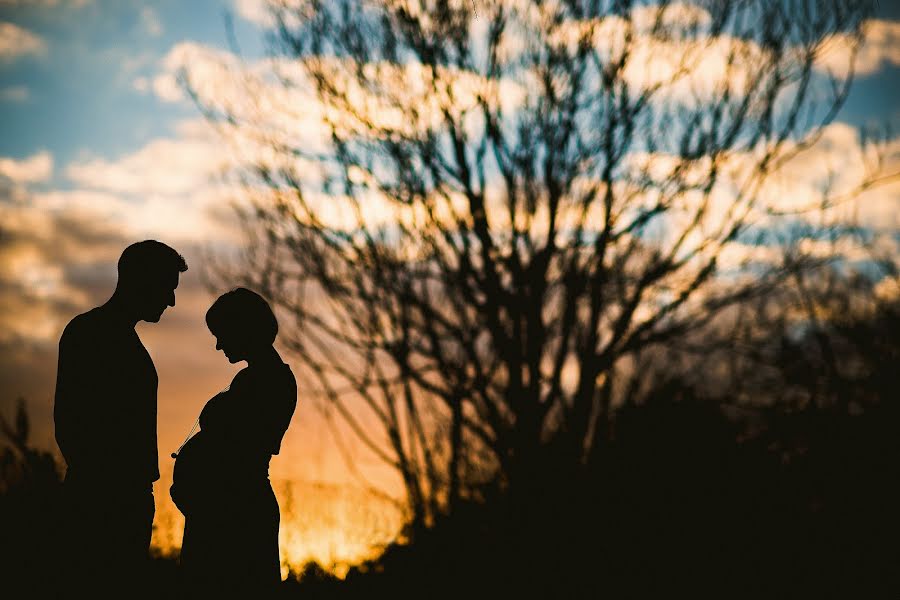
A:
[277,362,297,387]
[270,363,297,400]
[239,361,296,392]
[270,363,297,412]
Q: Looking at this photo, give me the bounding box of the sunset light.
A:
[2,1,897,597]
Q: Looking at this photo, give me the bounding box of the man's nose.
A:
[168,291,176,307]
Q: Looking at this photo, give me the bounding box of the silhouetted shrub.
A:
[2,304,895,598]
[0,398,63,597]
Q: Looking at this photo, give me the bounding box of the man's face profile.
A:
[137,270,180,322]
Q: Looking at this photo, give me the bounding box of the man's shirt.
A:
[54,305,160,486]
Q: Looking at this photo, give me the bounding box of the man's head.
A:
[116,240,188,322]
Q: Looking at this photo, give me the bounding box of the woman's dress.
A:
[174,359,297,590]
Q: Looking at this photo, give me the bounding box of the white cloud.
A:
[159,5,885,148]
[150,71,183,102]
[234,0,276,28]
[148,42,332,177]
[756,123,900,228]
[140,6,163,37]
[141,11,899,269]
[0,189,126,346]
[34,187,234,242]
[0,22,46,62]
[0,0,92,6]
[855,19,900,73]
[66,136,224,196]
[816,19,900,76]
[0,85,29,102]
[0,151,53,183]
[629,2,712,30]
[0,157,238,353]
[132,76,150,93]
[119,51,156,75]
[151,42,240,104]
[62,122,244,242]
[632,121,900,274]
[149,33,895,249]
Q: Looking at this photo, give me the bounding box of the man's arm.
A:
[54,320,99,469]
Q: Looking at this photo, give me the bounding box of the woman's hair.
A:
[205,287,278,347]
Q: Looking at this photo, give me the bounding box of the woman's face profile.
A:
[212,328,244,364]
[207,288,277,364]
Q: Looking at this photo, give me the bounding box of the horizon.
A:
[2,0,899,579]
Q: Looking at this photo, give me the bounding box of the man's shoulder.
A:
[61,307,107,344]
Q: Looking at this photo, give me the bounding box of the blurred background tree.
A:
[2,2,896,596]
[190,0,896,532]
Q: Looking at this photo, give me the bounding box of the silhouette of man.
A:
[54,240,187,593]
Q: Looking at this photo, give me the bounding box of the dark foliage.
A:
[0,399,63,597]
[2,304,895,597]
[275,302,897,598]
[279,388,894,599]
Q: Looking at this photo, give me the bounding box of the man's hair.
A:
[118,240,188,285]
[206,287,279,347]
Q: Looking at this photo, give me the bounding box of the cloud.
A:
[0,177,388,567]
[0,22,46,62]
[149,42,240,104]
[0,167,231,375]
[0,0,92,6]
[816,19,900,76]
[150,71,182,102]
[858,19,900,71]
[757,123,900,229]
[139,6,163,37]
[0,179,223,457]
[541,7,869,105]
[0,177,396,568]
[132,75,150,93]
[164,5,839,160]
[621,121,900,275]
[61,120,246,242]
[148,26,899,254]
[67,137,224,196]
[0,151,53,183]
[0,85,29,102]
[234,0,276,28]
[0,190,126,349]
[146,42,333,175]
[158,3,884,156]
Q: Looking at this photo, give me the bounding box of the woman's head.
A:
[206,288,278,363]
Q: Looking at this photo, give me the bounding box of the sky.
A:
[0,0,406,574]
[1,0,899,575]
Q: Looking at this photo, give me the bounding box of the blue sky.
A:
[0,0,897,198]
[2,0,899,444]
[1,1,898,176]
[1,0,898,567]
[0,3,390,564]
[1,0,898,393]
[0,0,265,175]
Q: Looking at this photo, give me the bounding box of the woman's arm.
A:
[219,367,296,456]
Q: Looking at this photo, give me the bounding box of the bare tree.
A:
[191,0,892,527]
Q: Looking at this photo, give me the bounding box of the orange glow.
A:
[150,472,405,579]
